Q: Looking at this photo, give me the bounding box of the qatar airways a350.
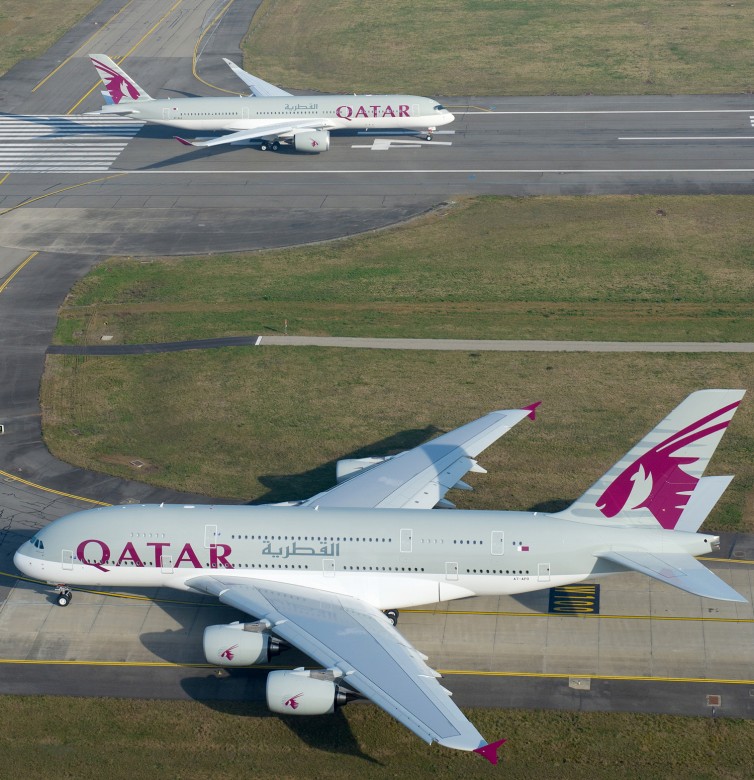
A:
[87,54,454,153]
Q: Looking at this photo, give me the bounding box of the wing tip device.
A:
[473,738,507,765]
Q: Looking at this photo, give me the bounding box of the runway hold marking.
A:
[352,138,453,150]
[0,115,142,172]
[548,584,600,614]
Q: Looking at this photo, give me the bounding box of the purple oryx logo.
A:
[284,693,303,710]
[92,57,140,104]
[220,644,239,662]
[596,400,739,529]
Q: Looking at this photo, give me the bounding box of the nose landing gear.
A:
[383,609,399,626]
[54,585,72,607]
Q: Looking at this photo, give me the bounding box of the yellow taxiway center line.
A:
[0,657,751,686]
[32,0,138,92]
[406,608,754,624]
[0,173,127,218]
[439,670,754,685]
[0,469,110,506]
[0,252,38,295]
[192,0,242,95]
[0,173,9,185]
[705,556,754,565]
[67,0,186,114]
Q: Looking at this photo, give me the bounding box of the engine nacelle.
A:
[203,622,282,667]
[266,669,351,715]
[293,130,330,153]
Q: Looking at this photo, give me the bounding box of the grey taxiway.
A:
[1,0,753,723]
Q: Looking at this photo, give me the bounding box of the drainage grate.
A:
[706,694,721,707]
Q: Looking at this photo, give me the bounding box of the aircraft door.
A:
[445,561,459,581]
[204,525,218,548]
[241,107,249,119]
[161,555,174,574]
[538,563,551,582]
[491,531,504,555]
[62,549,74,571]
[323,558,335,577]
[400,528,413,553]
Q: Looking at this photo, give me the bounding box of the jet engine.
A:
[293,130,330,153]
[203,621,284,667]
[266,669,357,715]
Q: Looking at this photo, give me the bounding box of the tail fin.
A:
[89,54,152,104]
[555,389,744,529]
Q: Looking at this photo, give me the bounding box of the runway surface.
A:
[0,0,753,724]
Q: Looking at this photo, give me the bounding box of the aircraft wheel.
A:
[425,134,433,141]
[260,142,269,151]
[56,592,71,607]
[384,609,399,626]
[271,142,280,151]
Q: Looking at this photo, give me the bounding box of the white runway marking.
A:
[0,115,142,171]
[620,136,754,141]
[352,138,454,150]
[458,109,754,115]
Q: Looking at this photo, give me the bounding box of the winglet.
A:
[473,738,506,765]
[523,401,541,421]
[174,136,194,146]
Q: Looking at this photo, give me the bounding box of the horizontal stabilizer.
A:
[674,475,733,532]
[596,550,746,602]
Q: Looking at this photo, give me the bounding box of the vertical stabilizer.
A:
[555,389,744,529]
[89,54,152,104]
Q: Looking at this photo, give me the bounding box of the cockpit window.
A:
[30,535,44,550]
[434,104,446,111]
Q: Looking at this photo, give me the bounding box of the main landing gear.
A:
[259,139,280,152]
[383,609,399,626]
[54,585,72,607]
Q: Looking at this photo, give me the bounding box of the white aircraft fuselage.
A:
[100,94,454,134]
[14,504,718,610]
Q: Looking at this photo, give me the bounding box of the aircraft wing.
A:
[299,404,540,510]
[186,575,500,757]
[596,550,747,602]
[222,59,293,97]
[174,119,330,148]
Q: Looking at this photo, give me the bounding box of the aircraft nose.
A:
[13,548,34,576]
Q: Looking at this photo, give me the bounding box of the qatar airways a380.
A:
[87,54,454,153]
[14,390,747,763]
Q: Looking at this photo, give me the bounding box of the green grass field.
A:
[41,350,754,531]
[243,0,754,95]
[2,696,753,780]
[0,0,98,77]
[54,196,754,345]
